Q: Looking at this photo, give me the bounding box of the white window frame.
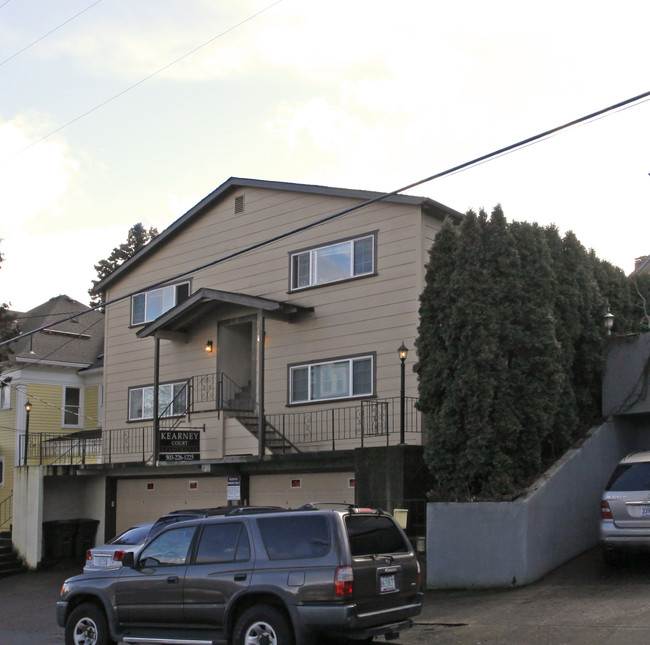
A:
[290,234,375,291]
[0,385,10,410]
[128,381,188,421]
[131,281,190,325]
[0,456,4,487]
[62,386,83,428]
[289,355,374,404]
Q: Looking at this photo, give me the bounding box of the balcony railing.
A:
[20,371,422,466]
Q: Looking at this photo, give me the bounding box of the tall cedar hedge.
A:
[415,209,650,500]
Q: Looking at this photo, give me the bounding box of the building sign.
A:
[227,476,241,501]
[159,430,200,461]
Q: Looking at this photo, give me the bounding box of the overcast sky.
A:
[1,0,649,313]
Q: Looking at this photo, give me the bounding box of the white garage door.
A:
[116,476,228,534]
[249,472,355,509]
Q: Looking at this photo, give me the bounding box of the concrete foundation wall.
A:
[426,418,640,588]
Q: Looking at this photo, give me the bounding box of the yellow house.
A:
[0,295,104,531]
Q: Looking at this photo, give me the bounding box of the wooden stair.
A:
[232,411,301,454]
[0,531,27,578]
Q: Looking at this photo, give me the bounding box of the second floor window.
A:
[63,387,81,426]
[131,282,190,325]
[129,382,188,421]
[290,234,375,291]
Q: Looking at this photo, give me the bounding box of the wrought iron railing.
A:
[21,369,421,464]
[0,493,12,531]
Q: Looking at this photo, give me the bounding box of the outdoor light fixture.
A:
[398,342,408,444]
[24,401,32,413]
[603,311,614,336]
[205,340,214,353]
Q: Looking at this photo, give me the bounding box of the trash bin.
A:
[42,519,78,560]
[74,518,100,557]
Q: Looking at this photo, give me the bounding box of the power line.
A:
[1,88,649,350]
[4,0,284,161]
[0,0,104,68]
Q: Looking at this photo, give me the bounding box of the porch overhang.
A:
[136,287,313,340]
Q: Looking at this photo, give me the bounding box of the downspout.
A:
[257,314,266,460]
[153,335,160,463]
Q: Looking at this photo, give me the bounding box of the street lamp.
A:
[24,400,32,466]
[603,310,614,336]
[398,343,408,444]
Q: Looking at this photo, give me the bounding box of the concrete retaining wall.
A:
[426,418,642,588]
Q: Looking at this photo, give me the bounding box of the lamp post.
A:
[398,343,408,444]
[24,400,32,466]
[603,310,614,336]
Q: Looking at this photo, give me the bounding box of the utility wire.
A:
[5,0,284,161]
[2,88,650,350]
[0,0,104,68]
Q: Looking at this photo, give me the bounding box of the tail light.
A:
[601,501,613,520]
[85,550,92,561]
[113,550,127,562]
[334,566,354,596]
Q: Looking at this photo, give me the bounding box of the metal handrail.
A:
[0,493,12,531]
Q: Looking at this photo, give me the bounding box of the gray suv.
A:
[57,504,423,645]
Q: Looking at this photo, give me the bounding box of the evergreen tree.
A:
[89,223,158,307]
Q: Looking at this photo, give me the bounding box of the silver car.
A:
[601,451,650,565]
[83,522,154,572]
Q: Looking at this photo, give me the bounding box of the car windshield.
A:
[109,525,151,546]
[606,463,650,491]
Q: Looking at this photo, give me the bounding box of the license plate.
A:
[95,556,109,567]
[380,574,396,593]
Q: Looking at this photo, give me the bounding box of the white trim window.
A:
[131,282,190,325]
[129,382,188,421]
[290,355,373,404]
[63,386,82,427]
[0,385,10,410]
[290,234,375,290]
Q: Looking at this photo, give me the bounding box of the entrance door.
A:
[217,318,255,409]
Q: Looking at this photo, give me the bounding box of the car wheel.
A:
[65,603,114,645]
[233,605,294,645]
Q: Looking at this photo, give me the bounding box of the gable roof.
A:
[11,295,104,369]
[93,177,462,294]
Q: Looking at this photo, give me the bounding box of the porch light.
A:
[603,311,614,336]
[205,340,214,353]
[398,342,408,361]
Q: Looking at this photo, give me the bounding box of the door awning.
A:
[136,287,313,340]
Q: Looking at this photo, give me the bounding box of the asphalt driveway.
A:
[3,548,650,644]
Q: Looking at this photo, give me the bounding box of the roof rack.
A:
[297,502,388,515]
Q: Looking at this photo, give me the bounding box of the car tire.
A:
[233,605,295,645]
[65,603,115,645]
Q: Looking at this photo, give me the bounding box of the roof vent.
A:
[234,195,245,214]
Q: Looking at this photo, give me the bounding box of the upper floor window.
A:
[290,234,375,291]
[131,282,190,325]
[0,385,10,410]
[129,382,188,421]
[63,387,82,426]
[289,354,373,404]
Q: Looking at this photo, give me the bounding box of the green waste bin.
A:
[74,518,100,557]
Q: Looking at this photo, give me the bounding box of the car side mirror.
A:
[121,552,135,568]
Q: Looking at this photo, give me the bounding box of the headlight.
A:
[60,583,69,597]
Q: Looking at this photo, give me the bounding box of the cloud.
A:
[0,117,78,234]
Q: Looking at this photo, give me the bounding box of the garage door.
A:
[116,476,228,534]
[249,472,355,509]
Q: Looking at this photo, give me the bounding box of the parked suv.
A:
[58,504,423,645]
[601,451,650,565]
